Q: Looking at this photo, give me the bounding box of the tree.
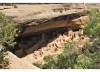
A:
[84,9,100,38]
[0,12,18,49]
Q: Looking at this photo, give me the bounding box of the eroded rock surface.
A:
[0,4,87,37]
[6,51,39,69]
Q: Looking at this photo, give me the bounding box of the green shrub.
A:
[34,41,100,69]
[87,52,100,69]
[0,47,9,69]
[83,8,100,69]
[0,12,18,49]
[74,54,92,69]
[85,38,100,69]
[0,12,17,68]
[33,42,78,69]
[84,9,100,38]
[88,38,100,53]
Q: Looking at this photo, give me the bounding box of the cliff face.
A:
[0,4,99,37]
[1,4,99,68]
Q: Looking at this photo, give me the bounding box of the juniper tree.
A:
[0,12,18,49]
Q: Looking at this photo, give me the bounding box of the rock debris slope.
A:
[21,30,89,65]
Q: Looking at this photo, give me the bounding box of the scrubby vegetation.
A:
[34,42,78,69]
[84,9,100,38]
[34,42,92,69]
[0,12,18,68]
[33,9,100,69]
[0,48,9,68]
[0,12,18,49]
